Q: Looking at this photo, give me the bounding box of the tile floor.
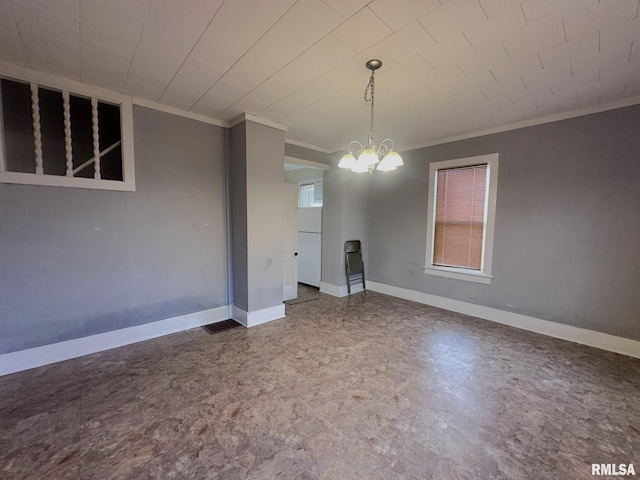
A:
[1,291,639,479]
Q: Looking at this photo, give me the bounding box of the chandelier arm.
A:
[378,138,395,157]
[348,140,364,151]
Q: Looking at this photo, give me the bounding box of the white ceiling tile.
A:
[332,7,394,53]
[205,78,251,104]
[80,17,142,55]
[169,57,223,96]
[144,1,212,40]
[192,90,236,114]
[0,0,28,65]
[600,16,640,48]
[463,5,527,52]
[80,0,151,27]
[230,95,274,115]
[189,102,223,118]
[456,45,510,77]
[80,58,128,90]
[496,96,538,121]
[419,32,475,69]
[490,53,542,83]
[384,55,434,85]
[278,0,344,45]
[563,0,639,43]
[123,82,165,101]
[520,0,597,23]
[159,86,203,110]
[502,15,566,60]
[124,63,174,98]
[198,0,293,73]
[128,51,183,78]
[377,21,436,63]
[11,0,79,40]
[521,60,572,91]
[477,0,523,18]
[598,81,627,104]
[598,61,638,88]
[136,28,195,61]
[450,69,498,95]
[152,0,223,20]
[80,39,133,69]
[247,35,355,107]
[538,31,598,68]
[600,36,634,61]
[530,92,558,114]
[420,63,469,90]
[321,0,370,19]
[418,0,487,43]
[21,35,81,77]
[368,0,441,31]
[220,26,305,93]
[480,76,528,100]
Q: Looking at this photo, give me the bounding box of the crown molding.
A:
[400,95,640,152]
[285,138,332,154]
[229,113,288,131]
[132,97,228,127]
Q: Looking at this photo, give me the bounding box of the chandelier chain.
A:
[364,70,375,145]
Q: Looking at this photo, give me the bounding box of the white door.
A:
[283,183,298,301]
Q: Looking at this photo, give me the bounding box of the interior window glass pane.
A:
[98,101,123,181]
[1,78,36,173]
[69,95,94,178]
[39,87,66,176]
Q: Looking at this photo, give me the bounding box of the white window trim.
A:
[424,153,499,285]
[0,61,135,191]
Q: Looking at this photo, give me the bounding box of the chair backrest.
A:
[344,240,361,254]
[346,251,364,274]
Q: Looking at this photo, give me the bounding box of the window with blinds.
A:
[424,153,499,285]
[433,164,487,270]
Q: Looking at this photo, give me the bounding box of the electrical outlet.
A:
[467,289,475,299]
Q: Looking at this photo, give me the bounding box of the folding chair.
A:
[344,240,365,294]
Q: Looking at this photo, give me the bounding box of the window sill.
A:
[423,266,493,285]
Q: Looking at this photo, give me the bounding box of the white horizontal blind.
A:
[433,164,487,270]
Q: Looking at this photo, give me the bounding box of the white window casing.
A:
[0,61,135,191]
[424,153,499,285]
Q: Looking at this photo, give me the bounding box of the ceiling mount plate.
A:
[365,59,382,71]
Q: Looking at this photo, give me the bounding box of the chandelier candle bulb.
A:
[338,60,404,174]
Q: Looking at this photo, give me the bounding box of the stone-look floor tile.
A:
[1,290,639,479]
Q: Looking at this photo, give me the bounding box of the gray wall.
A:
[284,167,323,184]
[229,120,287,313]
[245,121,286,311]
[321,153,371,288]
[285,143,330,165]
[368,104,640,340]
[0,106,228,354]
[229,122,249,311]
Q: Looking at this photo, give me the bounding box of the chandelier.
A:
[338,59,403,173]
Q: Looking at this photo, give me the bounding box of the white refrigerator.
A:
[298,207,322,287]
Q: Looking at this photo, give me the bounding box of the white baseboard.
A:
[0,306,231,376]
[367,281,640,359]
[319,282,364,297]
[231,304,285,327]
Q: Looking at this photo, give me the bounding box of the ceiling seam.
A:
[217,5,402,120]
[122,0,154,96]
[157,0,227,102]
[7,0,31,66]
[187,1,301,112]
